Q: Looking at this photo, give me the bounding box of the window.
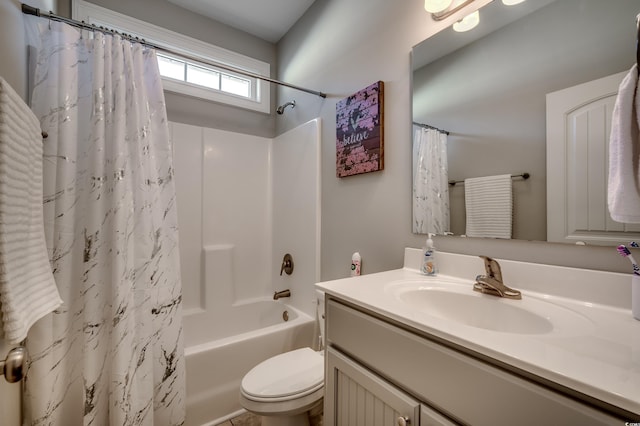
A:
[73,0,271,113]
[156,53,253,99]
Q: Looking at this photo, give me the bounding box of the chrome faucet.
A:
[273,289,291,300]
[473,256,522,300]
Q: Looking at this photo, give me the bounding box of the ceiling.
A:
[167,0,317,43]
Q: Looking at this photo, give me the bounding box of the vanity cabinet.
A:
[324,297,625,426]
[326,347,454,426]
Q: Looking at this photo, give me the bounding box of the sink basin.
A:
[387,279,592,335]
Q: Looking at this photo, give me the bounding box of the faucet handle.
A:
[480,255,503,283]
[475,256,521,300]
[280,253,294,276]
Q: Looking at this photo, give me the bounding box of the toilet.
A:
[239,291,325,426]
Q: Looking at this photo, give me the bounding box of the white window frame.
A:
[72,0,271,114]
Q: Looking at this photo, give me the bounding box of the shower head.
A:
[276,100,296,115]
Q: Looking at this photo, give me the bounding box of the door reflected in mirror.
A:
[411,0,638,244]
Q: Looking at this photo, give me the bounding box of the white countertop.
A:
[316,249,640,416]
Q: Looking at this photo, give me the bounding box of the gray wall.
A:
[0,0,56,100]
[80,0,278,138]
[6,0,277,137]
[3,0,637,282]
[276,0,636,281]
[413,0,636,241]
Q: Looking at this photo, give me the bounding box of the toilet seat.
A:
[241,347,324,403]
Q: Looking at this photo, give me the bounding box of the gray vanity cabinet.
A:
[326,347,454,426]
[326,347,420,426]
[324,297,625,426]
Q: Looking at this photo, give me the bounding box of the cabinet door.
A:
[326,347,424,426]
[421,405,457,426]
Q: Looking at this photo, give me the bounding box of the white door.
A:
[0,340,21,425]
[546,71,640,244]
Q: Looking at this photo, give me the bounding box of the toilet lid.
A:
[241,347,324,400]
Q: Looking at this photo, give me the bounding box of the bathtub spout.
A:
[273,289,291,300]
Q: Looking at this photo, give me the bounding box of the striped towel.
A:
[0,77,62,344]
[464,174,512,239]
[608,64,640,223]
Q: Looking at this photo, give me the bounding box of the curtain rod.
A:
[449,173,530,187]
[21,3,327,99]
[413,121,449,135]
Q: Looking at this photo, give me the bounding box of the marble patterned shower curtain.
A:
[413,125,450,235]
[24,17,185,426]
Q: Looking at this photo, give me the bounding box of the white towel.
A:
[465,174,512,239]
[608,64,640,223]
[0,77,62,344]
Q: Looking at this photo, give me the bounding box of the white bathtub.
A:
[184,300,316,426]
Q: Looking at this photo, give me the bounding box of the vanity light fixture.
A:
[453,10,480,32]
[424,0,453,14]
[429,0,476,21]
[502,0,526,5]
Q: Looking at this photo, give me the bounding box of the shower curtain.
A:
[24,17,185,426]
[413,125,450,235]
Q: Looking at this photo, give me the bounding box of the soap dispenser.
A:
[421,234,437,276]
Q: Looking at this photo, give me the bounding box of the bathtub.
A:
[184,300,316,426]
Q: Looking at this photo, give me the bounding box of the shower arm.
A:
[276,100,296,115]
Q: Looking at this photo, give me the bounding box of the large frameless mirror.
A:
[411,0,639,244]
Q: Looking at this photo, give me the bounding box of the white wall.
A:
[173,119,320,346]
[276,0,634,281]
[271,119,321,316]
[172,122,271,346]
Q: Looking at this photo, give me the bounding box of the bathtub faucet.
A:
[273,289,291,300]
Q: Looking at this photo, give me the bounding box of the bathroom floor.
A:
[220,412,260,426]
[222,409,323,426]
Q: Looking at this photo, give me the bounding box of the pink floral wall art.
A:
[336,81,384,178]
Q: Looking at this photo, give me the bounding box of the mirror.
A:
[411,0,638,243]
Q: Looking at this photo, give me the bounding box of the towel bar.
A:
[449,172,530,186]
[0,346,28,383]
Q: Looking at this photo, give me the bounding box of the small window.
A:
[157,53,253,99]
[186,63,220,90]
[157,55,185,81]
[222,74,251,98]
[73,0,271,113]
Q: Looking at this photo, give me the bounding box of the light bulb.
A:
[502,0,526,5]
[452,10,480,32]
[424,0,453,14]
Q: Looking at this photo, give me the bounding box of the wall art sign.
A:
[336,81,384,178]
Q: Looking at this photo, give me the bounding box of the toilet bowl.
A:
[239,292,325,426]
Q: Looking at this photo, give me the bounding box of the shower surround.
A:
[171,119,321,425]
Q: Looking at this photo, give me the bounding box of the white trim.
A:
[72,0,270,113]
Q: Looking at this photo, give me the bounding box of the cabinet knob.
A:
[397,416,410,426]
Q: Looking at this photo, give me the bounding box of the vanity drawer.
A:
[326,298,624,426]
